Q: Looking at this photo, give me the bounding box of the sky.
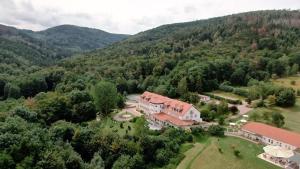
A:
[0,0,300,34]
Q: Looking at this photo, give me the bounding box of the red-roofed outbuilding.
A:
[241,122,300,150]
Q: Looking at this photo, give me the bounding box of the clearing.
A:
[271,76,300,90]
[247,98,300,133]
[208,90,246,100]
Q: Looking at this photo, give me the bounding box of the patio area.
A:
[258,145,299,169]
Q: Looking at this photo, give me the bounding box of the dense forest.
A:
[1,10,300,169]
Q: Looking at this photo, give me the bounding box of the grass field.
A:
[208,90,246,100]
[247,98,300,133]
[271,76,300,90]
[178,137,280,169]
[96,117,136,136]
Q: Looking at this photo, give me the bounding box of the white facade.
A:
[241,130,297,150]
[138,95,202,123]
[181,106,202,122]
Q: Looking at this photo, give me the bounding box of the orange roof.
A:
[153,113,194,126]
[141,91,192,116]
[242,122,300,148]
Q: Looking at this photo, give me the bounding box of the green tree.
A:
[13,107,38,122]
[208,125,225,137]
[230,68,246,85]
[4,83,21,99]
[267,95,276,106]
[275,88,296,107]
[177,77,188,96]
[87,153,104,169]
[290,64,299,75]
[200,109,215,122]
[0,153,15,169]
[93,81,118,115]
[217,101,228,115]
[272,112,285,128]
[35,92,71,124]
[0,78,5,97]
[112,155,134,169]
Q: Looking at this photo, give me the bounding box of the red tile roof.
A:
[140,91,192,116]
[153,113,194,126]
[242,122,300,148]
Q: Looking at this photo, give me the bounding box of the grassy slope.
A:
[245,76,300,133]
[247,98,300,133]
[271,76,300,90]
[179,137,280,169]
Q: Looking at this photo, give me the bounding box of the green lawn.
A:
[178,137,280,169]
[208,90,246,100]
[271,76,300,90]
[96,117,136,136]
[247,98,300,133]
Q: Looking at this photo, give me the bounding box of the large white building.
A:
[138,91,202,128]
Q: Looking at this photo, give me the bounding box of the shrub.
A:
[275,88,296,107]
[272,112,285,128]
[208,125,225,137]
[291,80,296,85]
[200,109,215,122]
[233,88,248,97]
[218,148,223,153]
[234,150,241,157]
[229,106,239,115]
[219,84,234,92]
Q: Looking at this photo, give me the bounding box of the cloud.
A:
[0,0,299,34]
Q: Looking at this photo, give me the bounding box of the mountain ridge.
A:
[0,24,129,66]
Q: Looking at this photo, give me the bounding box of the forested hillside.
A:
[63,10,300,97]
[2,10,300,100]
[0,24,128,67]
[1,10,300,169]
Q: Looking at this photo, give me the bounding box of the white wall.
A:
[138,100,163,115]
[182,106,202,122]
[242,130,297,150]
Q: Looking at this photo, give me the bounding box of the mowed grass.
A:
[208,90,246,100]
[182,137,280,169]
[96,117,136,136]
[177,143,205,169]
[247,98,300,133]
[271,76,300,90]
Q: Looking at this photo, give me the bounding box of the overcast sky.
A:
[0,0,300,34]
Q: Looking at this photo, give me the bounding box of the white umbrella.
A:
[240,119,247,123]
[263,145,294,158]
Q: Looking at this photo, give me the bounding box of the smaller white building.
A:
[241,122,300,151]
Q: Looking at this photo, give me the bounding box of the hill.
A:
[2,10,300,100]
[62,10,300,93]
[1,9,300,169]
[0,24,128,67]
